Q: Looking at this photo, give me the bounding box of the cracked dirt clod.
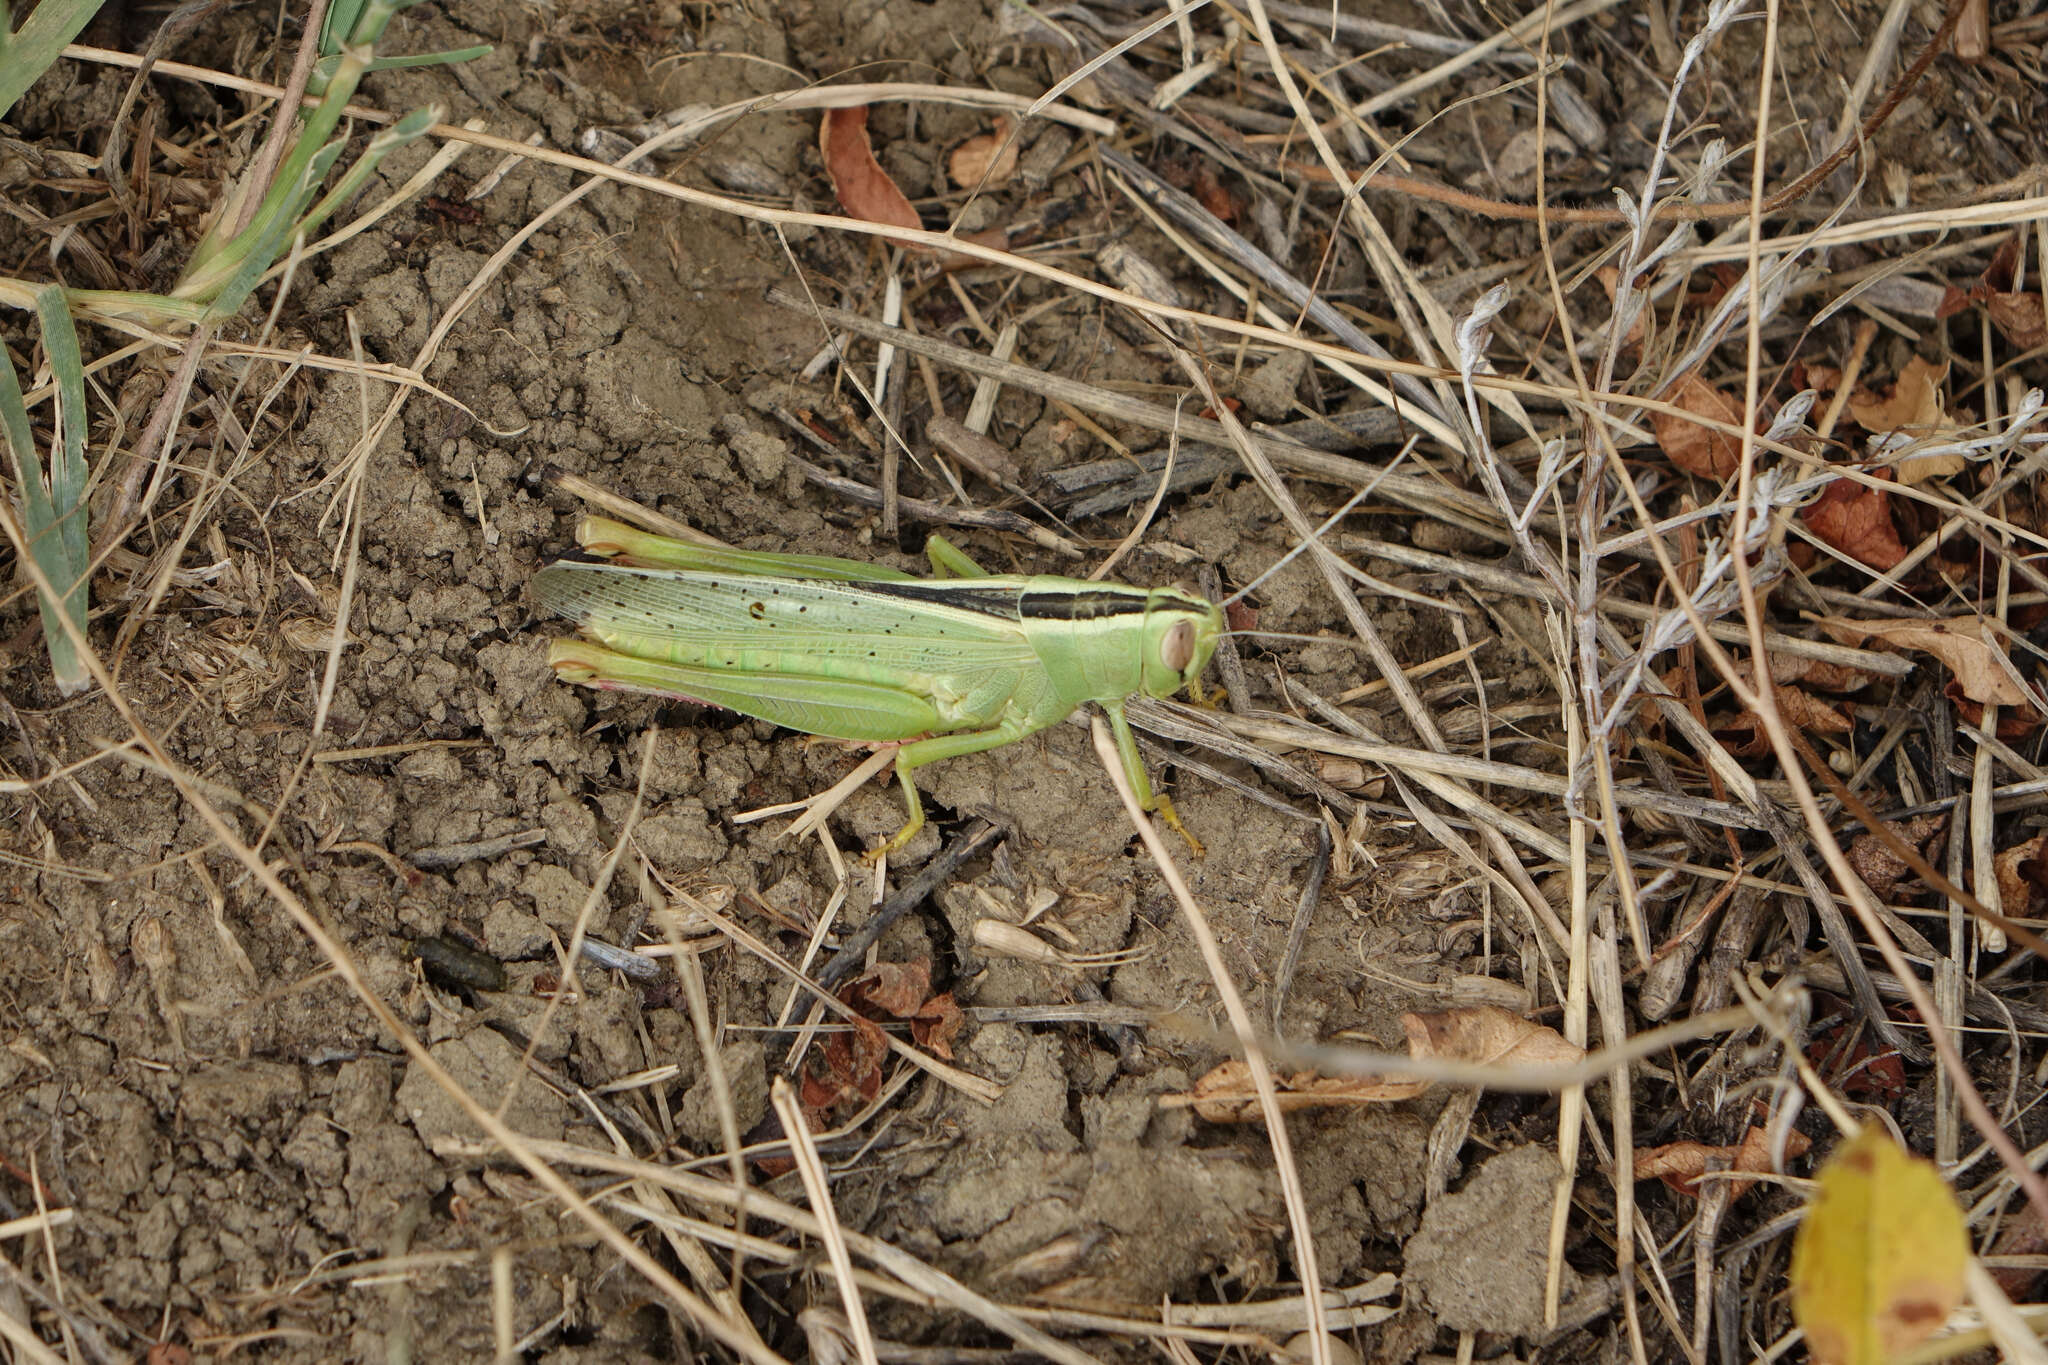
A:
[1402,1143,1582,1337]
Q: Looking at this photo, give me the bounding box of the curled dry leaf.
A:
[804,956,966,1127]
[850,959,931,1017]
[1715,685,1853,758]
[1816,616,2030,707]
[1988,1205,2048,1301]
[1945,681,2045,739]
[1849,355,1950,436]
[1949,234,2048,348]
[1846,814,1949,901]
[1849,356,1964,483]
[807,1012,890,1126]
[845,958,965,1059]
[1185,1061,1429,1121]
[1683,263,1746,316]
[1986,291,2048,349]
[1652,370,1746,477]
[819,106,923,247]
[1808,1013,1907,1101]
[1190,164,1240,222]
[1766,651,1875,694]
[1994,832,2048,917]
[1802,474,1908,570]
[1403,1003,1584,1068]
[1176,1005,1582,1122]
[1634,1125,1812,1200]
[947,115,1019,189]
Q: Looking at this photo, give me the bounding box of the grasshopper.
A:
[533,515,1222,853]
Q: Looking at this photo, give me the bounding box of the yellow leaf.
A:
[1790,1129,1967,1365]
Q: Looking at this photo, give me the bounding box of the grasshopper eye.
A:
[1160,619,1196,673]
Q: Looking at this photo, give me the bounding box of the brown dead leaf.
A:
[1847,814,1950,901]
[1850,356,1950,436]
[850,959,931,1017]
[809,1012,890,1125]
[1634,1126,1813,1200]
[1942,234,2048,348]
[1715,685,1854,757]
[1803,474,1908,570]
[1977,234,2048,347]
[1945,682,2045,739]
[910,992,964,1059]
[1808,1013,1908,1101]
[1184,1061,1428,1122]
[1850,356,1965,483]
[1995,833,2048,917]
[1683,263,1746,316]
[947,116,1019,189]
[1174,1005,1580,1122]
[1403,1004,1585,1069]
[1190,164,1240,222]
[1653,370,1746,477]
[1983,232,2026,292]
[1817,616,2030,706]
[842,958,965,1059]
[1802,361,1845,392]
[819,106,923,247]
[1987,291,2048,348]
[1776,685,1855,734]
[1989,1205,2048,1300]
[1766,651,1875,693]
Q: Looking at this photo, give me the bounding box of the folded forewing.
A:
[533,563,1044,678]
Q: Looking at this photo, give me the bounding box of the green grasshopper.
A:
[533,516,1223,854]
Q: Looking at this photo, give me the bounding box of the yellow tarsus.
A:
[1152,795,1205,859]
[1186,677,1225,711]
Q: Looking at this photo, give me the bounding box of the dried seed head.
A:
[973,920,1065,966]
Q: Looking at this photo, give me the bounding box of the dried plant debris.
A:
[11,0,2048,1359]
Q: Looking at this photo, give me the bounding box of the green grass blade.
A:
[0,287,93,692]
[189,136,346,317]
[0,323,50,536]
[0,0,110,121]
[32,286,91,694]
[309,43,491,92]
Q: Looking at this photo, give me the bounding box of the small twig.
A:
[763,289,1472,498]
[545,467,723,545]
[576,937,663,982]
[1270,820,1332,1035]
[815,820,1006,992]
[1196,565,1254,715]
[407,827,546,870]
[766,424,1086,559]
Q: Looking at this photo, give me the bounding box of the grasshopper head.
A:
[1140,588,1224,699]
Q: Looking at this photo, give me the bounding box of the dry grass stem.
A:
[13,0,2048,1356]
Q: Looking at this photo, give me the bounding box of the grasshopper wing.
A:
[534,562,1044,681]
[549,638,946,743]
